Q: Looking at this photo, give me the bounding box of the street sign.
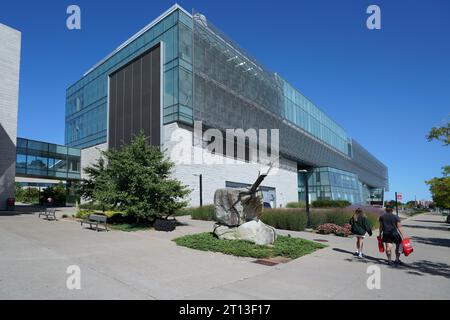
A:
[396,193,403,202]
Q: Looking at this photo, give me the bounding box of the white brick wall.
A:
[0,24,21,210]
[163,123,298,208]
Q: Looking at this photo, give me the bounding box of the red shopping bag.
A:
[377,236,385,253]
[401,238,414,256]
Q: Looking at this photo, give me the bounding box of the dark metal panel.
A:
[151,47,161,145]
[132,60,142,133]
[108,43,161,150]
[123,66,133,145]
[141,49,152,145]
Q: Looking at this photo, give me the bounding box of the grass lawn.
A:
[173,232,326,259]
[109,223,152,232]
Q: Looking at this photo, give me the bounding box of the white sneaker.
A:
[358,252,364,258]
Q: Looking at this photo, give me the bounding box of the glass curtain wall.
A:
[16,138,81,180]
[298,167,363,204]
[65,8,194,148]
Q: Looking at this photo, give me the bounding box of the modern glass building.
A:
[65,4,388,207]
[16,138,81,180]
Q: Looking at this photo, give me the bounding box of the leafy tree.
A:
[40,182,67,205]
[426,119,449,146]
[426,167,450,209]
[78,157,114,211]
[80,132,190,222]
[15,183,25,202]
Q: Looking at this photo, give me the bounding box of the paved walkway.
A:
[0,208,449,299]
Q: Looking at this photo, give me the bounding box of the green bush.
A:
[323,209,353,226]
[79,201,113,211]
[312,200,351,208]
[104,210,130,224]
[75,209,94,219]
[187,205,216,221]
[40,182,67,205]
[309,211,327,229]
[260,209,307,231]
[286,201,306,208]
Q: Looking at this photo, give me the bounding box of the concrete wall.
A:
[80,143,108,180]
[163,123,298,208]
[0,24,21,210]
[79,123,299,208]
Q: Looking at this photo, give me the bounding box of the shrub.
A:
[312,200,351,208]
[286,201,306,208]
[40,182,67,205]
[309,211,327,229]
[335,224,352,237]
[323,209,353,226]
[260,209,307,231]
[188,205,217,221]
[104,211,130,224]
[75,209,94,219]
[317,223,340,235]
[79,201,113,211]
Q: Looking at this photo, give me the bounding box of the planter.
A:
[154,218,176,232]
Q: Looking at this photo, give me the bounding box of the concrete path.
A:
[0,208,449,299]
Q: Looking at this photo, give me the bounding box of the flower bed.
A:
[316,223,352,237]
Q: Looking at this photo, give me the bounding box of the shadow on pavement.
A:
[332,248,388,264]
[403,224,450,232]
[411,236,450,248]
[0,205,62,217]
[412,219,448,224]
[398,260,450,279]
[333,245,450,279]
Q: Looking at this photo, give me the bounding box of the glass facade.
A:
[281,79,349,154]
[65,7,194,148]
[298,167,386,205]
[298,167,363,204]
[16,138,81,180]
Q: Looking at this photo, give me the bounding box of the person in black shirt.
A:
[379,207,407,265]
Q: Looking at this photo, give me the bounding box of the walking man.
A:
[379,207,407,266]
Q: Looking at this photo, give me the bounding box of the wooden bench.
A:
[38,208,57,221]
[81,214,108,232]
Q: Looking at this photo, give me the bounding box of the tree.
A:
[426,119,449,146]
[78,157,114,211]
[426,167,450,209]
[80,132,190,222]
[40,182,67,205]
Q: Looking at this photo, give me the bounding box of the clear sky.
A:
[1,0,449,202]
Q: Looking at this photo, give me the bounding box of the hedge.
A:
[286,201,306,208]
[182,205,217,221]
[312,200,351,208]
[260,209,307,231]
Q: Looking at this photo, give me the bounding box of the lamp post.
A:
[298,169,311,228]
[193,174,203,207]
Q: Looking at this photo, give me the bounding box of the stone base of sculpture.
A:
[214,220,277,245]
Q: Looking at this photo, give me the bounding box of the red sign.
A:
[396,193,403,202]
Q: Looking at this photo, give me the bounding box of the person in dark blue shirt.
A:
[379,207,407,265]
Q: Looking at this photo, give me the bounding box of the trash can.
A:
[6,198,15,211]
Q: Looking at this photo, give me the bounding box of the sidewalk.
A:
[0,209,449,299]
[187,213,450,299]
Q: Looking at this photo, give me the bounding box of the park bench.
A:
[80,214,108,232]
[38,208,57,221]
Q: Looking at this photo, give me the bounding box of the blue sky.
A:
[1,0,449,202]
